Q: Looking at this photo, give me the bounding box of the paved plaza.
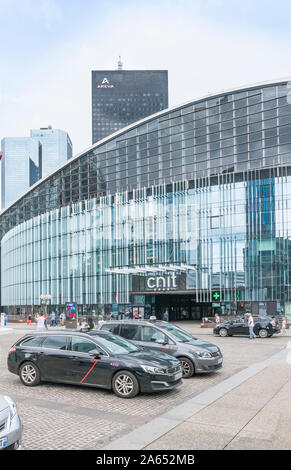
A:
[0,322,290,450]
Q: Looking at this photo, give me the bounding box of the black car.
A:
[7,330,182,399]
[213,316,281,338]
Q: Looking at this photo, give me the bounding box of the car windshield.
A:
[94,333,140,355]
[158,324,195,342]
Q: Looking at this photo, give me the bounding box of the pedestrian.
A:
[281,317,287,335]
[60,312,66,326]
[215,313,220,325]
[163,309,169,322]
[87,317,95,330]
[36,313,46,331]
[247,313,256,339]
[181,309,188,320]
[50,311,56,327]
[98,315,105,327]
[43,313,48,329]
[27,314,32,326]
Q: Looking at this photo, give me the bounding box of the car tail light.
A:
[8,347,16,354]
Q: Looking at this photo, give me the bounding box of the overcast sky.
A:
[1,0,291,155]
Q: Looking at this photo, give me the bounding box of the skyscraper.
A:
[30,127,72,177]
[92,59,168,144]
[1,137,41,209]
[1,127,72,209]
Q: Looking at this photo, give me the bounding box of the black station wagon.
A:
[7,330,182,399]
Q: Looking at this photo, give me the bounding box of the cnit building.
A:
[2,78,291,321]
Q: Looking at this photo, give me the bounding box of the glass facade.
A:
[30,128,73,178]
[1,79,291,318]
[92,70,168,143]
[1,137,41,209]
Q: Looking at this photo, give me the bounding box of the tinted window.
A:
[157,324,194,342]
[100,323,120,334]
[71,337,104,354]
[119,325,140,340]
[141,326,168,343]
[42,336,68,350]
[20,337,43,347]
[96,334,139,354]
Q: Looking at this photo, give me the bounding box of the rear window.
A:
[100,323,120,334]
[119,325,140,340]
[20,337,43,347]
[42,336,68,350]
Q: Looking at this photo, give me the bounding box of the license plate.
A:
[217,358,223,364]
[173,372,182,380]
[0,437,8,448]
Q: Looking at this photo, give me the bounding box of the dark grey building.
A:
[92,66,168,144]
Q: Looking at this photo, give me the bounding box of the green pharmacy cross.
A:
[213,292,220,301]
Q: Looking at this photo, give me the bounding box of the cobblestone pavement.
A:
[0,323,290,450]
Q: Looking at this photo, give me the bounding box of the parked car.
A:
[0,394,22,450]
[7,330,182,399]
[96,320,223,378]
[213,315,281,338]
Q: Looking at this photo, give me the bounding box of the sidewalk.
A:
[104,342,291,450]
[145,363,291,450]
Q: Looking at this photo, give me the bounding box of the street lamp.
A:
[40,294,52,319]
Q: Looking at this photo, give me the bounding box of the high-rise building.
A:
[92,59,168,143]
[30,127,72,177]
[1,137,41,209]
[1,127,72,209]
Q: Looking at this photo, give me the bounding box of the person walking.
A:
[27,314,32,326]
[215,313,220,325]
[50,311,56,327]
[36,313,46,331]
[87,317,95,330]
[60,312,66,326]
[163,309,169,322]
[247,313,256,339]
[43,313,48,329]
[281,317,287,335]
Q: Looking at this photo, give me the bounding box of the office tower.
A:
[30,127,72,178]
[92,59,168,143]
[1,137,41,209]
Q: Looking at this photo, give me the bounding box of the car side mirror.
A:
[157,339,167,345]
[89,349,101,359]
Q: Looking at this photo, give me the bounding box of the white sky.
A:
[1,0,291,156]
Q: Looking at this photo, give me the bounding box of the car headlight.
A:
[195,350,212,358]
[4,395,17,418]
[141,365,166,374]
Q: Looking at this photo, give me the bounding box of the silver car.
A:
[0,394,22,450]
[96,320,223,378]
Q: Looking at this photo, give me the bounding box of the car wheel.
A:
[258,329,268,338]
[112,370,139,398]
[219,328,228,337]
[19,362,40,386]
[179,357,195,378]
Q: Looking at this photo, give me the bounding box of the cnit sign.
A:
[146,273,178,291]
[97,77,114,89]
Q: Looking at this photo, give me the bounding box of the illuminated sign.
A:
[65,302,76,320]
[212,292,220,301]
[146,273,177,291]
[97,77,114,89]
